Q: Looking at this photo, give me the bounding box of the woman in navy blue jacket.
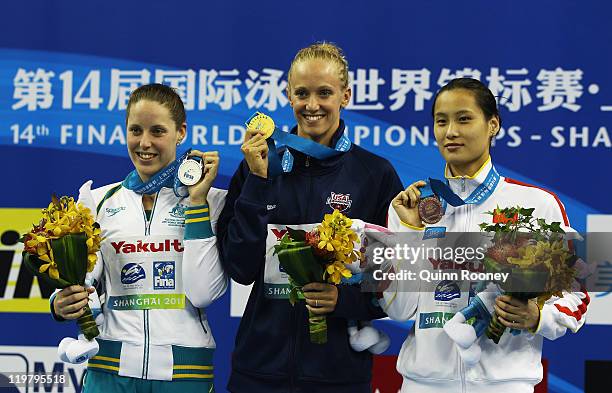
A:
[217,42,403,393]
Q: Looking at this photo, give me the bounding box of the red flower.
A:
[493,210,518,224]
[305,230,334,259]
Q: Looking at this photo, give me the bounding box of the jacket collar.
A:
[444,157,495,198]
[286,120,349,173]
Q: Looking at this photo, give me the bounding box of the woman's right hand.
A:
[241,129,269,179]
[392,180,427,228]
[53,285,95,320]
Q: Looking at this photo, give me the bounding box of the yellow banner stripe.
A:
[185,208,209,215]
[88,363,120,372]
[0,299,51,313]
[173,365,214,370]
[91,355,119,363]
[185,217,210,224]
[173,374,214,379]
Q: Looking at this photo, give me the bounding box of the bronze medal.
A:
[418,196,444,224]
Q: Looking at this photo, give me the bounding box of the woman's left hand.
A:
[303,282,338,315]
[187,150,219,205]
[494,295,540,331]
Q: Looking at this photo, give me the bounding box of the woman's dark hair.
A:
[126,83,186,129]
[431,78,502,129]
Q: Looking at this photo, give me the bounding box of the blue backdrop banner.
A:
[1,1,611,392]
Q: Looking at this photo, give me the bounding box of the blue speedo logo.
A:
[434,280,460,301]
[121,263,146,284]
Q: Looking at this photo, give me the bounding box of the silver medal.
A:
[178,157,202,186]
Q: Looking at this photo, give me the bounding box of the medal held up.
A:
[178,155,203,186]
[418,182,444,224]
[245,111,276,139]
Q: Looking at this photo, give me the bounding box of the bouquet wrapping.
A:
[480,207,577,343]
[21,195,103,340]
[273,210,360,344]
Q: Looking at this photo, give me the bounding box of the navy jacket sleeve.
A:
[217,161,277,285]
[331,161,404,320]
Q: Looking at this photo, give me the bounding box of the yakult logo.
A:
[111,239,184,254]
[271,229,287,241]
[326,192,352,212]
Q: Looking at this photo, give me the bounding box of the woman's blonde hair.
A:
[288,42,350,90]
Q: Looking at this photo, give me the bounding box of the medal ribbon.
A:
[428,165,500,208]
[270,128,351,173]
[244,113,351,176]
[269,126,351,175]
[122,149,193,197]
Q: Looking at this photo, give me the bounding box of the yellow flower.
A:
[508,240,572,279]
[24,195,104,279]
[325,261,352,284]
[316,210,359,255]
[87,253,98,273]
[39,261,60,280]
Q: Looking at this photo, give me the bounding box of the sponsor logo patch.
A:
[326,192,352,212]
[419,311,455,329]
[153,261,175,290]
[111,239,184,254]
[170,204,188,218]
[121,263,146,288]
[105,206,126,217]
[434,280,461,302]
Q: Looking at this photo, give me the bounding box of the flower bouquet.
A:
[479,206,577,343]
[21,195,103,341]
[443,206,579,365]
[273,209,360,344]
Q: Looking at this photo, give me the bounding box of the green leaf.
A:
[550,222,563,233]
[537,218,547,229]
[50,233,89,285]
[289,288,298,306]
[274,234,306,255]
[287,227,307,242]
[51,194,60,208]
[520,208,535,217]
[21,253,72,289]
[77,306,100,340]
[277,245,324,286]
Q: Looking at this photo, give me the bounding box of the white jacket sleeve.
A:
[78,180,105,285]
[534,290,590,340]
[182,188,228,308]
[532,192,590,340]
[379,203,422,321]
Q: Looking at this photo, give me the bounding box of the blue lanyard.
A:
[266,125,351,176]
[122,149,192,197]
[428,166,500,208]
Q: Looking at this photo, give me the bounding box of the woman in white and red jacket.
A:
[382,78,589,393]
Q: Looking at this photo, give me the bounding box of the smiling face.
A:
[433,88,499,176]
[287,58,351,147]
[126,100,186,182]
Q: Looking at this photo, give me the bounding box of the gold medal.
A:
[245,112,276,139]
